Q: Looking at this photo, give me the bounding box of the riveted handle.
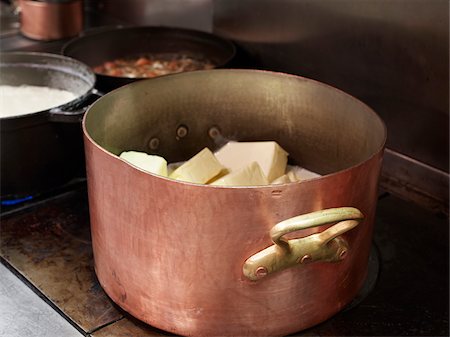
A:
[243,207,364,281]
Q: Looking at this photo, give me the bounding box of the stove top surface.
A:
[1,184,448,336]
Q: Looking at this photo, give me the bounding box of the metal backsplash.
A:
[212,0,449,213]
[92,0,449,213]
[93,0,213,31]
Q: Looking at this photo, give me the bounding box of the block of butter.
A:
[272,165,321,184]
[214,141,288,182]
[169,148,225,184]
[167,161,184,176]
[271,173,293,185]
[286,165,322,180]
[119,151,168,176]
[210,162,269,186]
[271,168,301,184]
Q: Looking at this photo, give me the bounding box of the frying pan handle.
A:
[242,207,364,281]
[48,89,103,123]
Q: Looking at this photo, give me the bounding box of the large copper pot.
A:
[82,70,386,336]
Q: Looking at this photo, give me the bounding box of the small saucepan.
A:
[0,52,98,200]
[62,25,237,92]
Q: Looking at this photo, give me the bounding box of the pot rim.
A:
[82,68,387,189]
[0,51,96,121]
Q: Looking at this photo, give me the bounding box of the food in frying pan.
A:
[119,141,321,186]
[0,85,76,118]
[93,53,215,78]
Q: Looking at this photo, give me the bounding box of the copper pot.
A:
[82,70,386,336]
[19,0,83,41]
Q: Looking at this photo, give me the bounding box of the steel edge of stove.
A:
[0,256,89,336]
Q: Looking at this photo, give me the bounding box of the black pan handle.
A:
[48,89,103,123]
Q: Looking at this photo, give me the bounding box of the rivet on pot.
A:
[298,255,312,264]
[339,249,348,260]
[208,126,221,139]
[148,137,160,150]
[255,266,268,278]
[176,125,189,139]
[271,190,282,197]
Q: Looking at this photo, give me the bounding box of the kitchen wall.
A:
[94,0,449,211]
[214,0,448,171]
[92,0,213,31]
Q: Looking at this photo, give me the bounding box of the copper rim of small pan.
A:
[19,0,83,41]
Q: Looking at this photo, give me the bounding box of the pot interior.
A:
[84,70,386,175]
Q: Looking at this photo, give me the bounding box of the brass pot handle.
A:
[243,207,364,281]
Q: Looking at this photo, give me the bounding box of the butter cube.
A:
[167,161,184,176]
[271,173,292,185]
[169,148,224,184]
[271,165,321,184]
[270,169,302,184]
[286,170,299,182]
[119,151,168,176]
[210,162,269,186]
[286,165,321,180]
[214,141,288,182]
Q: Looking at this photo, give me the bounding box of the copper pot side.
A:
[83,69,386,336]
[19,0,83,41]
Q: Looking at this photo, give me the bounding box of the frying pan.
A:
[62,25,236,92]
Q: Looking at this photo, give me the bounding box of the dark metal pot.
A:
[62,25,236,92]
[83,70,386,336]
[0,52,97,200]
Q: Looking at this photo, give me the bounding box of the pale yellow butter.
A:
[272,165,321,184]
[286,165,321,180]
[167,161,184,176]
[271,168,301,184]
[210,162,269,186]
[271,173,293,185]
[214,141,288,182]
[119,151,168,176]
[169,148,224,184]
